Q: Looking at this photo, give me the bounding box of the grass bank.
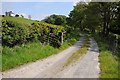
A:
[2,16,35,25]
[2,39,77,71]
[94,35,119,78]
[65,36,90,66]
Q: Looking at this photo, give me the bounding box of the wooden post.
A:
[61,32,63,45]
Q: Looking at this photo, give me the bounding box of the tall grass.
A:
[65,36,90,66]
[94,35,119,78]
[2,39,77,71]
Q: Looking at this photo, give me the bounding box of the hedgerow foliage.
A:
[2,20,28,47]
[2,18,64,47]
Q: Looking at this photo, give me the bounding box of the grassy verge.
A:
[65,36,90,66]
[94,35,119,78]
[2,39,77,71]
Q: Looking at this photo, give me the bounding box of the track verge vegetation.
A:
[2,39,77,71]
[94,35,119,78]
[65,35,90,66]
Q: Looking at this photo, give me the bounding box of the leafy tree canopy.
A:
[42,14,67,25]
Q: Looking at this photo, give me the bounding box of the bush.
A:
[31,22,63,47]
[2,20,28,47]
[28,22,42,41]
[2,19,64,48]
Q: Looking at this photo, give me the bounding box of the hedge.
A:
[2,19,64,47]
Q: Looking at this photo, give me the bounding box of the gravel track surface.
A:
[2,37,100,78]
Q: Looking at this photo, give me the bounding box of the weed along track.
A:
[64,36,90,67]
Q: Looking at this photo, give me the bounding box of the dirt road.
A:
[2,37,100,78]
[54,38,100,78]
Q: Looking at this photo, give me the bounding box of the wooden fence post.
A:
[61,32,64,45]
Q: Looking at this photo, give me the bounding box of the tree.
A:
[42,14,67,25]
[15,14,19,17]
[109,2,120,35]
[43,17,55,24]
[68,1,120,36]
[21,15,24,18]
[67,2,87,33]
[82,2,101,33]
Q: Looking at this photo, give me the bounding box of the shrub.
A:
[28,22,42,41]
[2,19,64,48]
[31,22,63,47]
[2,20,28,47]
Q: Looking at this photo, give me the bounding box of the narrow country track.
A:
[2,37,100,78]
